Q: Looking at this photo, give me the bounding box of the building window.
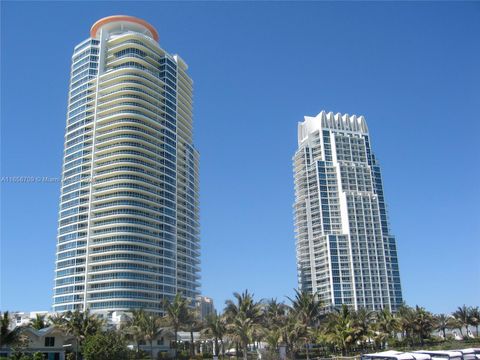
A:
[45,337,55,347]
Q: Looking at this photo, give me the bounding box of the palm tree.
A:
[289,320,312,358]
[453,305,470,336]
[186,308,203,357]
[48,312,67,327]
[202,312,227,358]
[434,314,452,340]
[262,299,290,357]
[264,328,282,357]
[280,309,301,360]
[142,313,164,360]
[162,293,190,358]
[30,314,47,330]
[351,307,374,351]
[122,309,148,357]
[263,299,289,329]
[287,290,321,360]
[227,313,259,360]
[397,304,415,343]
[375,308,398,349]
[123,309,165,359]
[224,290,262,360]
[323,305,356,356]
[56,310,104,358]
[288,290,321,328]
[468,306,480,337]
[0,312,22,348]
[225,290,262,323]
[411,306,434,346]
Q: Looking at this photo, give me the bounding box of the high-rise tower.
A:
[293,111,402,311]
[53,16,200,313]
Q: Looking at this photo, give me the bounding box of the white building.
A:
[53,15,200,313]
[0,326,72,360]
[8,311,51,328]
[293,111,402,311]
[0,311,199,359]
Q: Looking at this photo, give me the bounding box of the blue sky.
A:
[1,1,479,314]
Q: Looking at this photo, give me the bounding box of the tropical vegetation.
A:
[0,295,478,360]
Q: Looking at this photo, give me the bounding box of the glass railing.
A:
[99,72,164,93]
[99,86,164,104]
[96,110,175,132]
[99,73,164,100]
[96,133,166,151]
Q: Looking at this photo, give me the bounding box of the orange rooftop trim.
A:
[90,15,159,42]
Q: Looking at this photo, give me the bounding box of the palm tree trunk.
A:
[214,337,218,357]
[174,328,178,359]
[190,330,195,357]
[75,337,80,360]
[442,328,446,340]
[150,340,154,360]
[305,342,310,360]
[242,344,248,360]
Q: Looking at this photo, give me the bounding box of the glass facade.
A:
[53,16,200,313]
[293,111,402,311]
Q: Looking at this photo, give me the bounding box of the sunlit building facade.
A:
[195,295,215,320]
[53,16,200,313]
[293,111,402,311]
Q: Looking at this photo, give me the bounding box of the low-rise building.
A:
[8,311,52,329]
[0,326,73,360]
[1,310,205,359]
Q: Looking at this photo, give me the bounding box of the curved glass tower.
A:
[293,111,402,311]
[53,16,200,313]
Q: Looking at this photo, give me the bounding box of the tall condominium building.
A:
[195,295,215,320]
[53,16,200,313]
[293,111,402,311]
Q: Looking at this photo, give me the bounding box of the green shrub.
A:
[82,331,134,360]
[176,350,190,360]
[157,351,173,360]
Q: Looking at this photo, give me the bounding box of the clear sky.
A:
[1,1,479,314]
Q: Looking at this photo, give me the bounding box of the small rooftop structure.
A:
[298,110,369,145]
[90,15,159,42]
